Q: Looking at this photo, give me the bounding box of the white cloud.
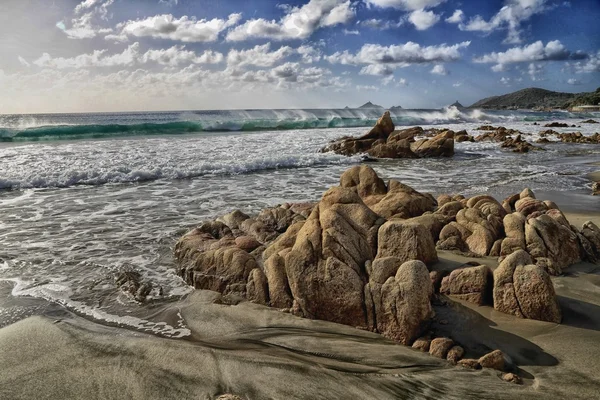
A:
[445,9,464,23]
[159,0,179,6]
[359,18,404,29]
[452,81,462,87]
[491,64,505,72]
[356,85,379,91]
[29,43,224,69]
[567,78,581,85]
[474,40,588,70]
[32,43,141,69]
[527,62,544,81]
[113,13,241,42]
[408,9,440,30]
[227,43,293,67]
[567,51,600,73]
[326,41,470,68]
[18,56,30,67]
[457,0,555,44]
[360,64,394,76]
[343,29,360,35]
[226,0,354,41]
[297,45,322,63]
[397,77,407,86]
[142,46,223,66]
[430,64,447,75]
[365,0,445,11]
[59,0,114,39]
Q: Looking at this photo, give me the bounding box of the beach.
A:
[1,109,600,399]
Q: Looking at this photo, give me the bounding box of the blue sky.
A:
[0,0,598,113]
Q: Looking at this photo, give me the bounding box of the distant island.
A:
[469,87,600,110]
[358,101,384,109]
[449,101,465,109]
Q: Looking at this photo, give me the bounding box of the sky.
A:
[0,0,599,113]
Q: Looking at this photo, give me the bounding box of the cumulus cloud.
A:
[360,64,394,76]
[226,0,354,41]
[359,18,404,29]
[430,64,447,75]
[365,0,445,11]
[567,51,600,73]
[456,0,558,44]
[445,9,464,23]
[408,9,440,30]
[28,43,224,69]
[297,45,322,63]
[227,43,294,68]
[58,0,114,39]
[567,78,581,85]
[110,13,241,42]
[326,41,470,68]
[474,40,588,70]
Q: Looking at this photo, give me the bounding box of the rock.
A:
[373,260,433,345]
[500,213,527,256]
[361,111,395,140]
[114,270,155,302]
[264,253,293,309]
[440,265,492,305]
[429,337,454,358]
[581,119,599,124]
[513,264,562,323]
[377,221,438,265]
[404,214,446,242]
[322,113,455,158]
[493,250,562,322]
[371,180,437,219]
[447,345,465,364]
[339,165,387,203]
[285,186,381,328]
[501,134,539,153]
[520,188,535,199]
[502,373,523,384]
[246,268,269,305]
[429,270,446,294]
[437,194,453,207]
[478,350,505,371]
[410,131,455,157]
[235,235,261,252]
[412,337,431,352]
[543,122,569,127]
[581,221,600,260]
[525,212,581,274]
[216,395,243,400]
[458,359,481,369]
[593,182,600,196]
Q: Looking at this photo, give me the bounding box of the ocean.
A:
[1,106,599,335]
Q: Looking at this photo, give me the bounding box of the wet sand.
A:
[0,211,599,399]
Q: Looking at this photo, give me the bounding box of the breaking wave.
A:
[0,107,553,142]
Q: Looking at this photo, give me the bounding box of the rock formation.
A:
[322,112,455,158]
[175,165,600,347]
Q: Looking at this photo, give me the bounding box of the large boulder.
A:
[493,250,561,323]
[440,264,492,305]
[377,220,438,265]
[284,187,382,328]
[410,131,455,157]
[369,260,433,345]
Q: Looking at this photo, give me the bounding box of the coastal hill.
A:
[469,87,600,110]
[450,101,465,109]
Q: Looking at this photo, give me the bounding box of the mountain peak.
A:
[358,101,384,109]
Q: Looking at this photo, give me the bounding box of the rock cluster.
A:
[474,126,540,152]
[543,122,570,128]
[322,112,455,159]
[175,166,600,344]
